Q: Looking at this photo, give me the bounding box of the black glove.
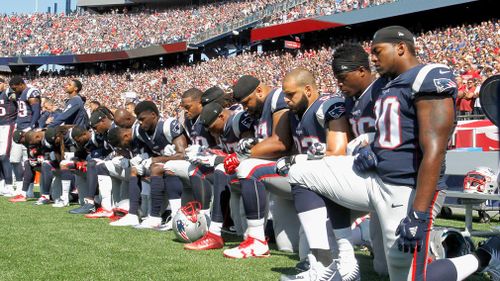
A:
[395,209,430,253]
[353,145,377,173]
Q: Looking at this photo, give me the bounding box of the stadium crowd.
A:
[20,19,500,118]
[0,0,403,57]
[0,0,280,56]
[260,0,398,27]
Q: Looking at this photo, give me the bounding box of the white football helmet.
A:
[173,201,208,243]
[463,167,498,194]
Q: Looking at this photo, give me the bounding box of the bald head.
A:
[283,68,317,90]
[114,108,136,128]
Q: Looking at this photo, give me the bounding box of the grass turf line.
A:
[0,198,495,280]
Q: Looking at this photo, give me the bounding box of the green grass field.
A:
[0,196,497,281]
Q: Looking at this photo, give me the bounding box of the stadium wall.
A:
[250,0,478,42]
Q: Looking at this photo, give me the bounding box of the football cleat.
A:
[223,236,270,259]
[477,236,500,280]
[336,258,360,281]
[2,186,16,197]
[34,196,51,206]
[69,203,95,214]
[9,194,27,203]
[184,232,224,250]
[84,207,113,219]
[109,213,140,227]
[295,257,311,272]
[133,216,169,231]
[281,254,342,281]
[52,199,69,208]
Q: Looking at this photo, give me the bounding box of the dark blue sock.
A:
[86,160,98,199]
[426,259,458,281]
[150,176,165,217]
[128,176,141,215]
[211,170,229,223]
[1,156,13,184]
[240,178,267,220]
[40,162,53,196]
[22,160,34,192]
[190,175,212,210]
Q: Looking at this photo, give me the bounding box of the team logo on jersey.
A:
[241,116,253,129]
[327,103,346,120]
[433,78,457,93]
[172,123,181,134]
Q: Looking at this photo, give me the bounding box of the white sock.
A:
[85,198,94,205]
[209,221,223,236]
[19,190,26,197]
[333,227,356,262]
[61,180,71,204]
[15,181,23,193]
[0,179,5,192]
[97,175,113,210]
[298,207,330,250]
[148,216,162,224]
[247,218,265,241]
[168,199,182,218]
[450,254,479,281]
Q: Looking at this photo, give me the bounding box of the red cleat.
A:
[184,232,224,250]
[84,207,113,219]
[9,194,27,203]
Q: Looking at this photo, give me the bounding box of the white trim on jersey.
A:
[270,88,283,113]
[411,63,449,94]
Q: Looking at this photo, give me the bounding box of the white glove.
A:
[142,158,153,171]
[190,154,217,167]
[163,144,176,156]
[307,142,326,160]
[130,155,144,167]
[236,138,258,157]
[111,156,124,167]
[135,164,146,176]
[185,145,203,159]
[346,133,375,156]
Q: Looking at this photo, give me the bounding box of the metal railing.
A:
[189,0,306,45]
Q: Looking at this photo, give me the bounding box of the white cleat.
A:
[52,199,69,208]
[223,236,270,259]
[133,216,169,231]
[281,254,342,281]
[110,214,140,227]
[336,258,360,281]
[2,185,16,197]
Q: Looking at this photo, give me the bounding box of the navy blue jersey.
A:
[255,88,288,140]
[48,95,89,128]
[0,90,18,125]
[220,110,254,153]
[372,64,457,187]
[185,117,217,148]
[290,95,346,153]
[134,117,184,156]
[38,109,63,128]
[346,79,384,137]
[82,130,113,160]
[16,87,41,130]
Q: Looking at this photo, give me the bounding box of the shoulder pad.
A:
[316,96,346,127]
